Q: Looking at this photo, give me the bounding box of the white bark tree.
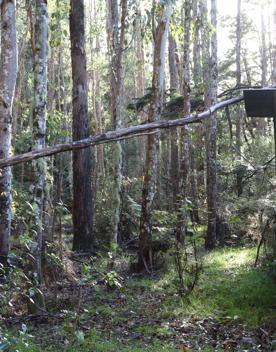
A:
[0,0,17,267]
[32,0,48,282]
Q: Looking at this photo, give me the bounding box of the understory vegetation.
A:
[1,0,276,351]
[1,246,275,351]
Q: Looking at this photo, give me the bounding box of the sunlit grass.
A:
[205,247,255,270]
[164,246,276,327]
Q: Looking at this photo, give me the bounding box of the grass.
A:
[1,329,178,352]
[156,247,275,327]
[1,246,275,351]
[66,330,178,352]
[187,247,276,327]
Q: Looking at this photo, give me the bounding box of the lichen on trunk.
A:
[32,0,48,285]
[0,0,17,268]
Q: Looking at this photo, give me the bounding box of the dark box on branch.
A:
[243,89,276,118]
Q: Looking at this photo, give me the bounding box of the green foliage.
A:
[171,239,202,298]
[64,329,178,352]
[47,110,69,143]
[127,195,175,240]
[0,325,39,352]
[103,270,123,290]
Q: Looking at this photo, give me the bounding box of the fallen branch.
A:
[0,95,243,169]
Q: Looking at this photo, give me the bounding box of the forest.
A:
[0,0,275,351]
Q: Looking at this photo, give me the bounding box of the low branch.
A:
[0,95,243,169]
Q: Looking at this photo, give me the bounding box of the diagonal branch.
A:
[0,95,243,169]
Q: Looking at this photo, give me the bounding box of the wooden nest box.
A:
[244,88,276,169]
[243,89,276,118]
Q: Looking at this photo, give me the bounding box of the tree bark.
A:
[135,2,145,97]
[202,0,218,250]
[193,0,205,195]
[168,32,179,93]
[258,7,267,134]
[107,0,127,245]
[236,0,243,197]
[273,2,276,82]
[176,0,192,243]
[70,0,94,252]
[0,0,17,267]
[168,28,179,209]
[138,1,172,271]
[90,0,105,192]
[32,0,48,283]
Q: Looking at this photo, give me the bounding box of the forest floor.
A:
[1,247,276,351]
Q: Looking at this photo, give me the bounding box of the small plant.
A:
[172,236,202,299]
[103,270,123,290]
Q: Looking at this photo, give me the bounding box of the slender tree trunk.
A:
[176,0,192,243]
[169,32,179,93]
[261,10,267,88]
[32,0,48,282]
[94,0,104,173]
[258,8,267,134]
[236,0,243,197]
[273,2,276,82]
[193,0,205,196]
[202,0,218,250]
[138,1,172,271]
[135,2,145,97]
[51,2,68,242]
[13,18,29,137]
[0,0,17,267]
[107,0,127,245]
[70,0,94,252]
[168,29,179,210]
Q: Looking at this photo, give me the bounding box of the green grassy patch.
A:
[66,329,178,352]
[161,247,276,327]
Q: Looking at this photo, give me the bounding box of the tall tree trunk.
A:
[0,0,17,267]
[168,32,179,93]
[135,2,145,97]
[168,29,179,210]
[193,0,205,196]
[236,0,243,197]
[176,0,192,243]
[258,8,267,134]
[273,2,276,82]
[107,0,127,245]
[70,0,94,252]
[90,0,105,191]
[13,18,29,138]
[32,0,48,282]
[138,1,172,271]
[202,0,218,250]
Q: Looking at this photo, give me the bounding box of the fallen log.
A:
[0,95,243,169]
